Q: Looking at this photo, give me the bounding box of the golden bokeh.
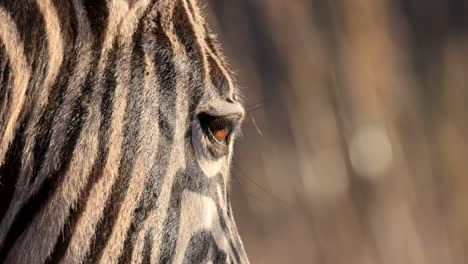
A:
[204,0,468,263]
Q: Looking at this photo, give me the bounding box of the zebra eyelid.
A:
[197,100,245,121]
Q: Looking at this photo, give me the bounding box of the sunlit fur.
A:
[0,0,249,263]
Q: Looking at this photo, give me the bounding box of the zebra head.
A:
[0,0,249,263]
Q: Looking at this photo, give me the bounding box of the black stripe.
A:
[157,169,184,264]
[202,23,234,97]
[44,0,111,260]
[184,0,196,20]
[141,230,153,264]
[194,174,241,264]
[182,230,227,264]
[157,158,237,263]
[46,43,119,263]
[0,114,27,223]
[0,0,105,259]
[156,167,222,263]
[86,30,146,263]
[203,24,221,58]
[0,0,47,142]
[0,42,10,124]
[157,171,231,263]
[172,1,205,116]
[207,55,230,97]
[0,0,47,65]
[0,33,97,260]
[36,0,110,259]
[28,0,80,185]
[82,0,108,47]
[25,0,81,188]
[118,11,178,263]
[213,187,241,264]
[52,0,79,43]
[203,25,237,100]
[1,0,78,206]
[0,41,16,223]
[0,56,98,261]
[227,203,244,262]
[201,23,232,98]
[0,168,53,262]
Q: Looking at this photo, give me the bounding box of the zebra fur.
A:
[0,0,249,263]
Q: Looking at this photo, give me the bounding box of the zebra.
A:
[0,0,249,263]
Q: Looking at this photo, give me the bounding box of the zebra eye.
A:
[199,114,236,145]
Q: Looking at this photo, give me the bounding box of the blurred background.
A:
[202,0,468,263]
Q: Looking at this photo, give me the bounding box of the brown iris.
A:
[199,113,236,144]
[209,125,230,143]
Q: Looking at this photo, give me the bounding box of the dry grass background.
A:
[202,0,468,263]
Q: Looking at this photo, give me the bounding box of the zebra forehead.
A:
[54,0,237,101]
[153,0,238,99]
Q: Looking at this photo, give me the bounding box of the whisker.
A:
[232,165,288,210]
[251,116,263,136]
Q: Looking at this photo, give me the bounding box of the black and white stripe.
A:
[0,0,249,263]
